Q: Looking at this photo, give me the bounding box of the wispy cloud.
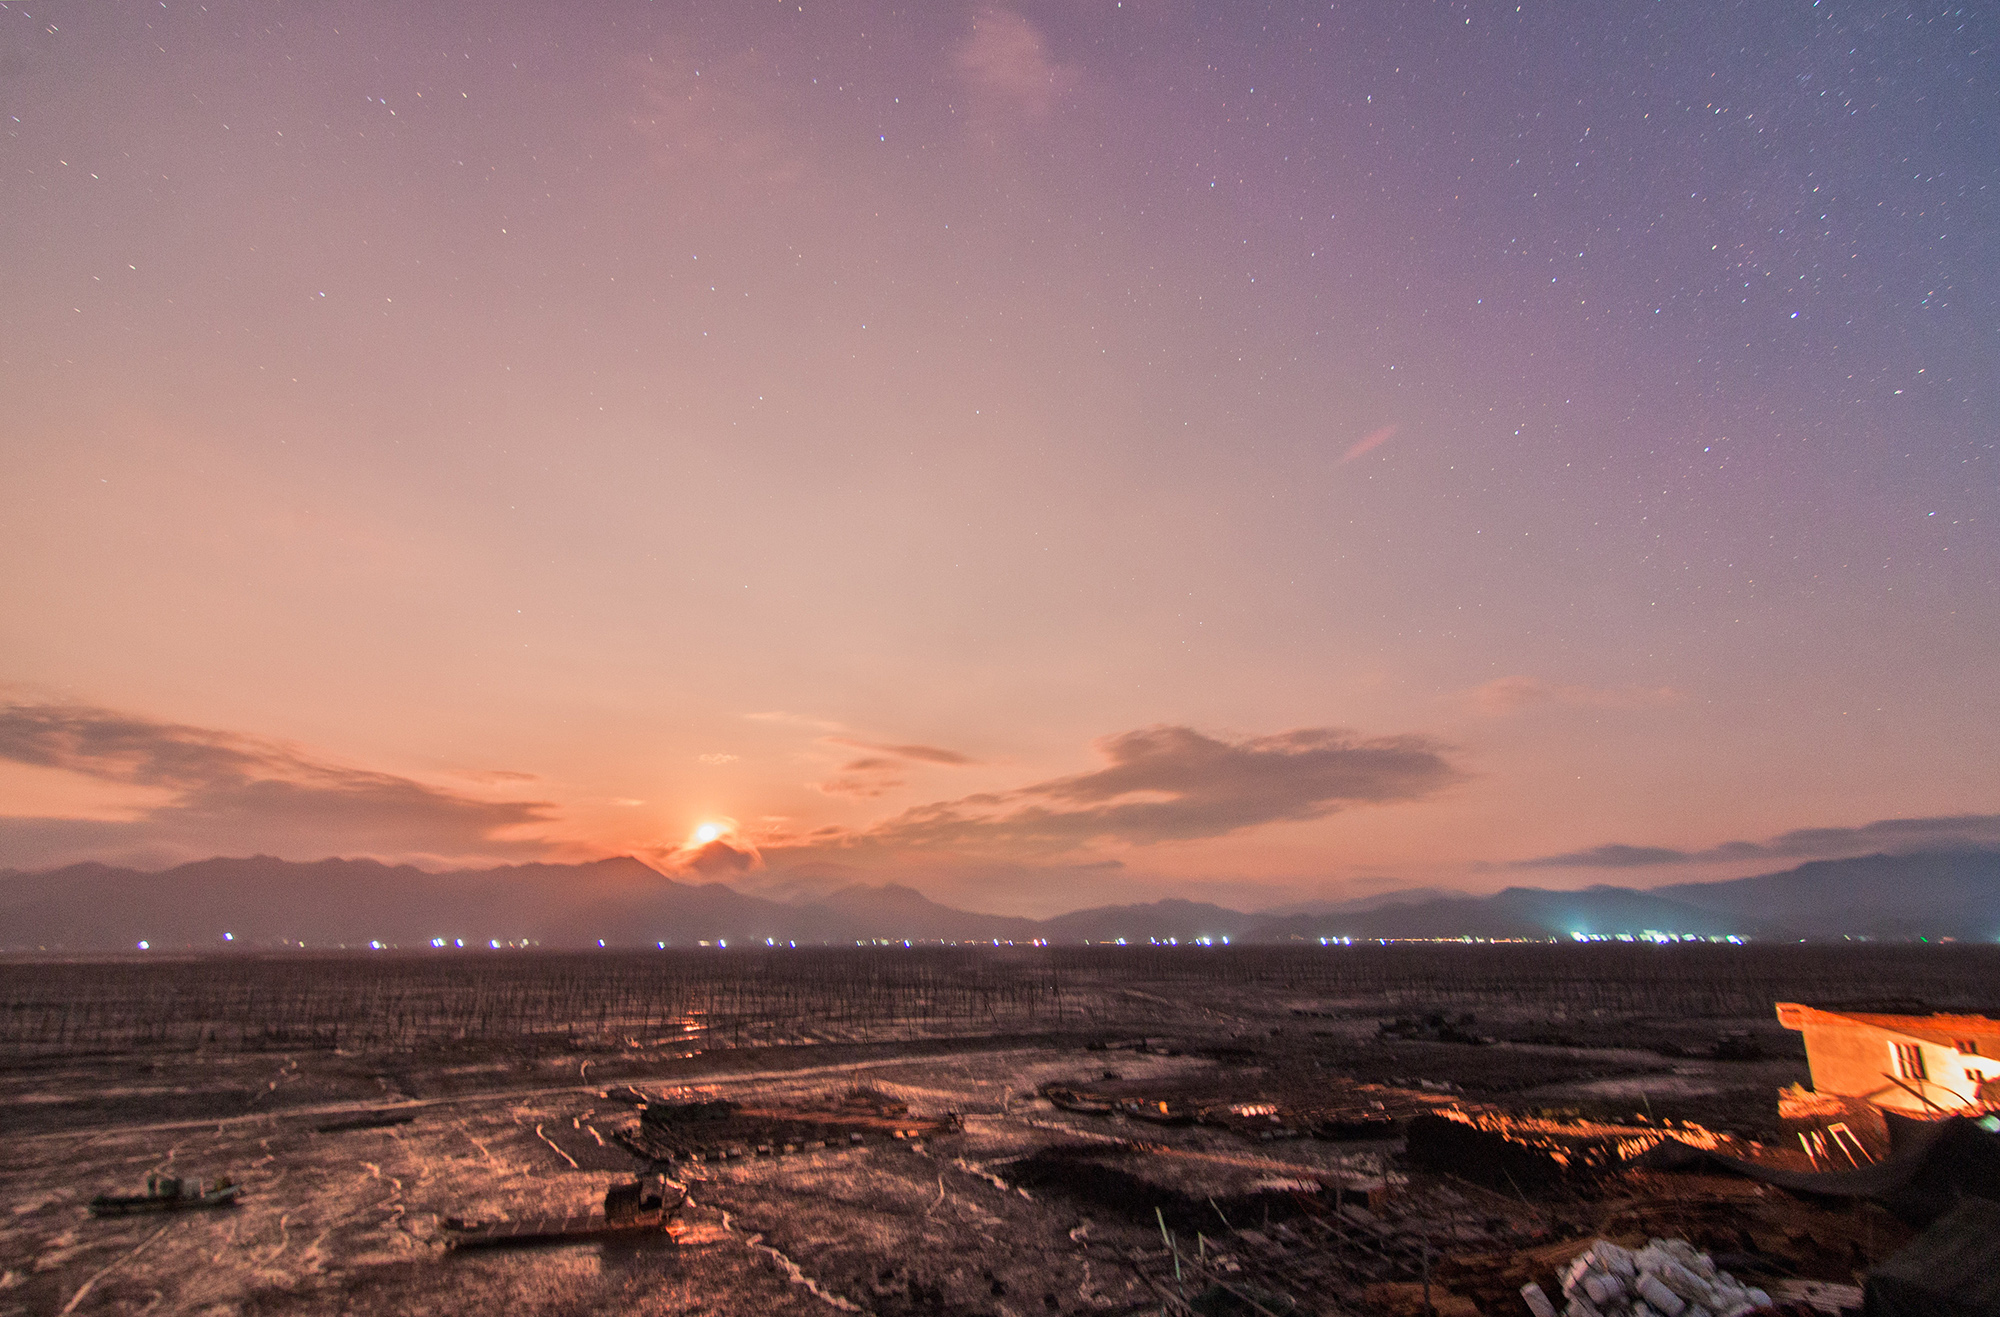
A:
[627,44,804,195]
[822,737,978,766]
[955,8,1077,122]
[1516,813,2000,869]
[814,766,908,800]
[745,711,846,731]
[809,735,978,799]
[0,701,555,869]
[800,724,1460,855]
[454,768,543,784]
[1469,675,1685,716]
[1339,425,1398,464]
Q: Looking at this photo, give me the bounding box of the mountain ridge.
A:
[2,849,1995,951]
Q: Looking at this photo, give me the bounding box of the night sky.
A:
[3,1,1995,914]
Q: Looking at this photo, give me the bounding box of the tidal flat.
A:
[3,944,1987,1316]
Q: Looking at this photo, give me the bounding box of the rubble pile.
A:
[1524,1239,1773,1317]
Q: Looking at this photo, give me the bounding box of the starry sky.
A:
[2,0,1995,914]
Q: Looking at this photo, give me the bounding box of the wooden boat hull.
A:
[442,1213,681,1250]
[1313,1117,1399,1141]
[89,1186,240,1217]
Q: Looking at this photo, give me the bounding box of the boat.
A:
[1312,1112,1400,1141]
[1120,1098,1195,1126]
[441,1178,685,1250]
[88,1174,241,1217]
[1041,1085,1116,1115]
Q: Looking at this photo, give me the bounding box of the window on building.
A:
[1954,1038,1983,1056]
[1968,1068,1988,1086]
[1892,1041,1927,1082]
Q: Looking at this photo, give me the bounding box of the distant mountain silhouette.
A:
[2,848,1995,951]
[1651,850,2000,940]
[1238,851,1999,942]
[0,855,786,951]
[1254,887,1473,918]
[791,884,1040,944]
[1037,899,1260,944]
[1240,885,1788,942]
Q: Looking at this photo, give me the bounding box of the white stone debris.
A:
[1555,1237,1774,1317]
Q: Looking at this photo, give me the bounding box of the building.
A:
[1776,1002,2000,1116]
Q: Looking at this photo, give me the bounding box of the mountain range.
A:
[2,849,1996,952]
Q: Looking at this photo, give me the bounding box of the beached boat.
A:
[441,1179,685,1250]
[88,1174,241,1217]
[1312,1112,1399,1140]
[1041,1085,1115,1115]
[1120,1098,1195,1126]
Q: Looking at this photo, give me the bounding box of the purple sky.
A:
[2,1,1995,914]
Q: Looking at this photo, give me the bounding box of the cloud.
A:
[745,711,846,731]
[1516,813,2000,869]
[808,736,978,798]
[698,753,739,765]
[627,45,804,195]
[639,832,766,881]
[681,837,760,876]
[1518,844,1698,869]
[1469,675,1685,716]
[814,771,907,800]
[822,737,978,766]
[1339,425,1397,464]
[955,8,1077,121]
[803,724,1460,854]
[0,701,555,869]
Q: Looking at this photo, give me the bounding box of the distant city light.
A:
[136,940,149,950]
[1557,929,1748,944]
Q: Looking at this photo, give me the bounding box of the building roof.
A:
[1776,1003,2000,1050]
